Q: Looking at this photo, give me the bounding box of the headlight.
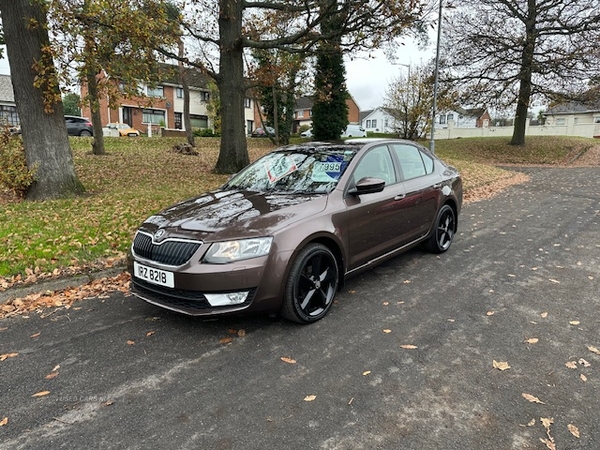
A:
[203,237,273,264]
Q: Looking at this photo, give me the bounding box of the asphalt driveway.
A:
[1,166,599,450]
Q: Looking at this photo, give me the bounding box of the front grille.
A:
[133,232,201,266]
[131,278,256,312]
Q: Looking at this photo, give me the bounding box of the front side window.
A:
[352,146,396,185]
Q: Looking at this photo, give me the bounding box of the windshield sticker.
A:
[265,156,297,182]
[311,157,344,182]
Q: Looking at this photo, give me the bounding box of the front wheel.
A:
[423,204,456,253]
[281,244,339,324]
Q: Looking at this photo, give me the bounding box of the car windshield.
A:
[223,148,357,194]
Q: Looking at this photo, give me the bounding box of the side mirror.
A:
[349,177,385,195]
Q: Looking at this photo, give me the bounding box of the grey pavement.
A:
[0,166,599,450]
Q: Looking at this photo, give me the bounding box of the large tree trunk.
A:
[215,0,249,174]
[1,0,84,200]
[178,39,195,147]
[85,66,106,155]
[510,4,538,146]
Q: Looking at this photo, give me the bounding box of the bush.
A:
[0,127,35,197]
[193,128,219,137]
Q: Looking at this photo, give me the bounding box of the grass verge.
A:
[0,135,596,283]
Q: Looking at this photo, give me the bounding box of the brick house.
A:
[81,64,256,135]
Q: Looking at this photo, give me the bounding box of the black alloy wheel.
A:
[281,243,339,324]
[424,204,456,253]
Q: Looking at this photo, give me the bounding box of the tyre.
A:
[423,204,456,253]
[281,243,339,324]
[79,129,92,137]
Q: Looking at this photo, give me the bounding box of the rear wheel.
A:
[281,244,339,324]
[423,204,456,253]
[79,130,92,137]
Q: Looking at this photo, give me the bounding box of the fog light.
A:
[205,291,249,307]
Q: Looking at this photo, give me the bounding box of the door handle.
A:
[433,183,442,189]
[394,194,405,201]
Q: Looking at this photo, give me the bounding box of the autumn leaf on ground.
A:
[570,320,581,326]
[362,370,371,376]
[540,312,549,318]
[579,358,591,367]
[525,338,539,344]
[382,302,389,306]
[568,423,580,438]
[493,360,511,371]
[565,361,578,369]
[0,417,7,427]
[219,337,233,344]
[382,329,392,334]
[30,332,41,338]
[522,393,545,404]
[45,371,59,380]
[32,391,50,398]
[587,346,600,355]
[486,311,495,316]
[304,395,316,402]
[280,356,296,364]
[580,374,588,382]
[237,329,246,337]
[0,353,18,361]
[399,344,418,349]
[126,340,135,345]
[540,417,556,450]
[146,331,155,337]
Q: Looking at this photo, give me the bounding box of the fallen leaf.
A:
[541,417,554,428]
[280,356,296,364]
[540,438,556,450]
[237,329,246,337]
[580,374,588,382]
[486,311,495,316]
[227,329,237,335]
[126,340,135,345]
[0,417,7,427]
[565,361,578,369]
[382,302,389,306]
[30,332,41,338]
[348,290,356,294]
[527,419,536,427]
[570,320,580,326]
[568,423,580,438]
[579,358,591,368]
[540,312,548,318]
[146,331,155,337]
[549,279,560,284]
[587,346,600,355]
[522,393,545,404]
[399,344,418,349]
[45,371,59,380]
[403,280,411,284]
[0,353,18,361]
[51,364,60,372]
[525,338,539,344]
[32,391,50,398]
[382,329,392,334]
[219,337,233,344]
[493,360,511,371]
[102,400,115,407]
[362,370,371,376]
[304,395,316,402]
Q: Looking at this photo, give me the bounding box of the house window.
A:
[594,116,600,124]
[370,119,377,129]
[447,113,454,122]
[200,91,210,102]
[244,98,251,108]
[0,105,20,126]
[384,119,389,128]
[309,109,312,117]
[147,86,164,98]
[439,115,446,124]
[556,118,566,126]
[174,112,182,129]
[190,114,209,129]
[176,88,183,99]
[142,109,165,124]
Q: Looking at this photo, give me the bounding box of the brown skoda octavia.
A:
[129,139,462,323]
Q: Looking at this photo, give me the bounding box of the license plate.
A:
[133,262,174,288]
